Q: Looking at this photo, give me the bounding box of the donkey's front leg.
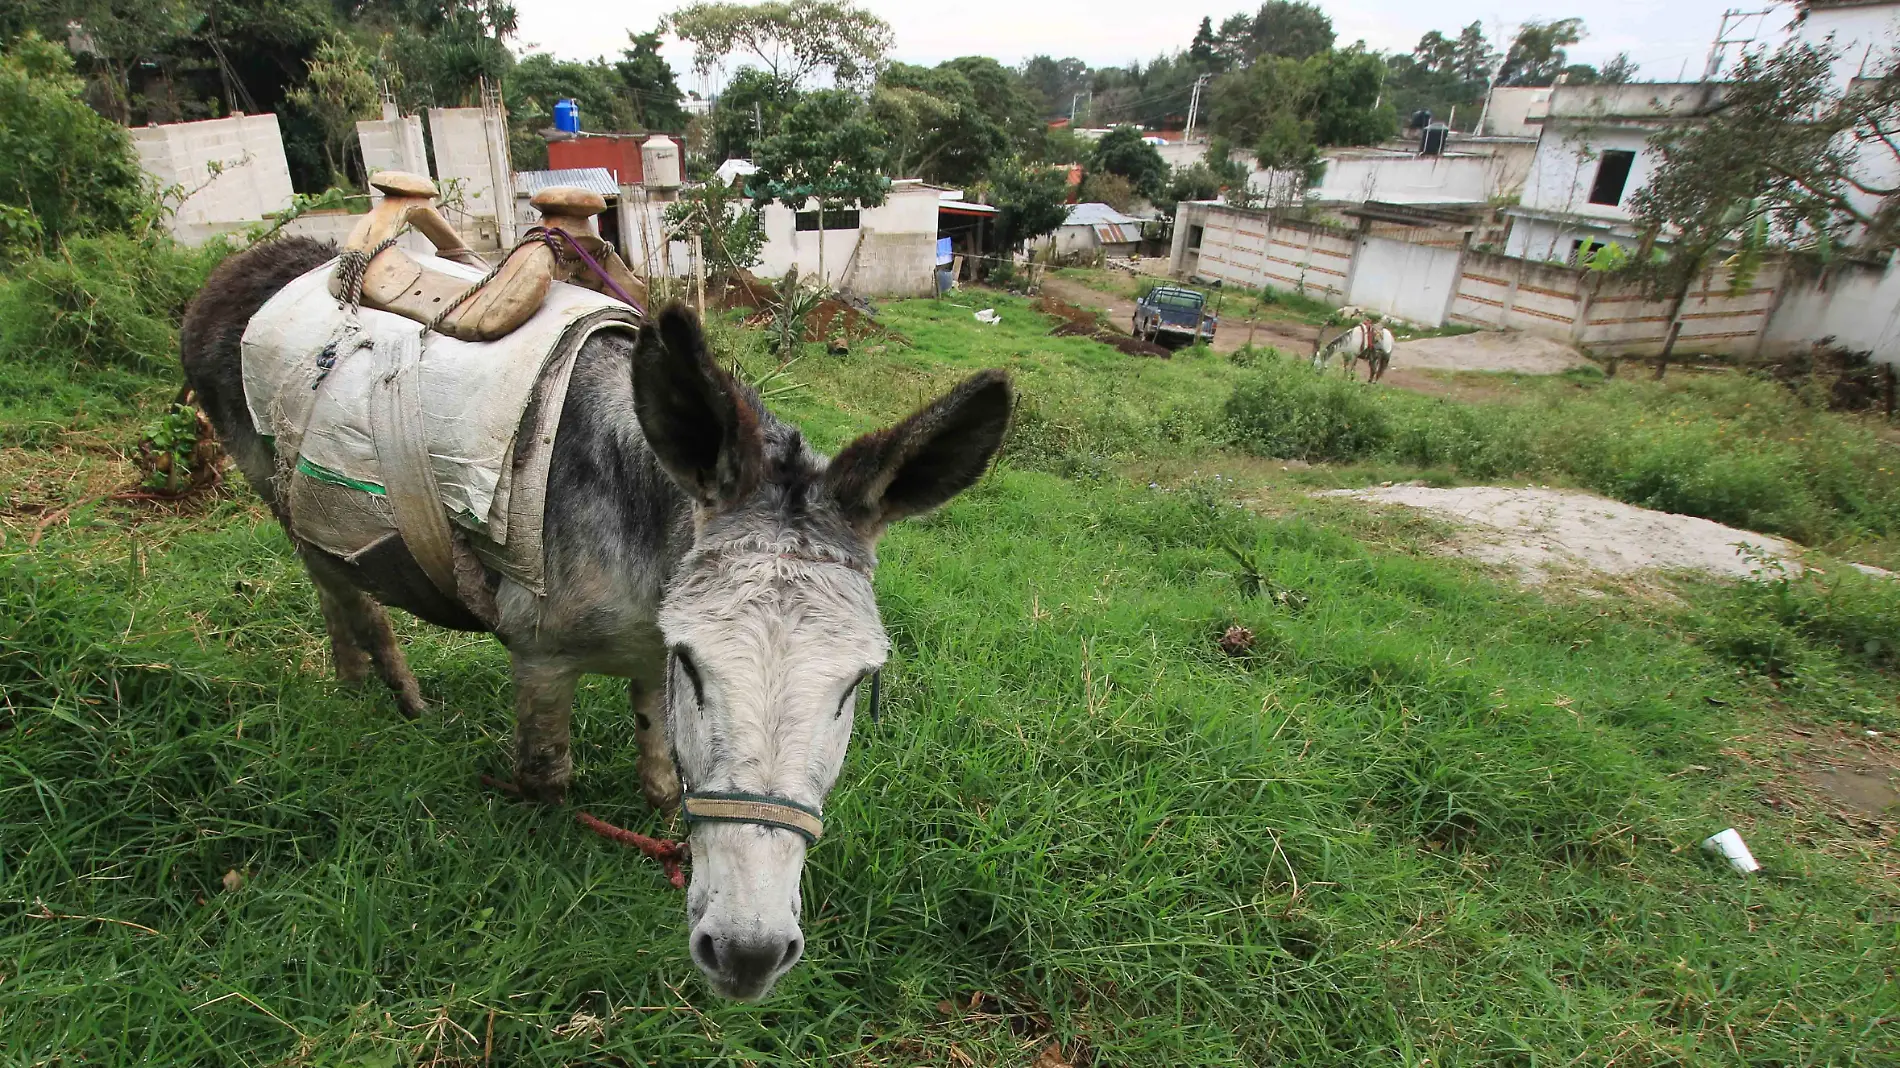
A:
[511,656,582,804]
[631,678,680,812]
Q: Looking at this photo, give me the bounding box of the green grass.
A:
[1227,350,1900,565]
[4,282,1899,1065]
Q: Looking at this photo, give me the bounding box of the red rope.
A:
[481,775,686,888]
[576,811,688,889]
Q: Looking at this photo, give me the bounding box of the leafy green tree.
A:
[873,63,1009,185]
[287,36,379,185]
[1158,161,1224,214]
[710,66,798,160]
[1089,126,1167,201]
[504,53,633,168]
[1210,48,1394,151]
[989,162,1070,253]
[1019,54,1089,117]
[0,33,150,253]
[1243,1,1334,62]
[1384,21,1494,128]
[751,88,887,277]
[940,56,1041,147]
[1078,171,1133,212]
[667,0,890,89]
[1189,17,1220,69]
[1499,19,1584,87]
[664,176,764,273]
[616,30,688,130]
[1631,39,1898,377]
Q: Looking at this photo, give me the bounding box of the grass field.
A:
[3,269,1899,1065]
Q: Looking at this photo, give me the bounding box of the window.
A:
[794,209,860,231]
[1187,224,1205,250]
[1588,150,1636,206]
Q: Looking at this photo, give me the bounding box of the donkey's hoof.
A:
[640,769,682,813]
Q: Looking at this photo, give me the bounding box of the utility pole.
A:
[1184,74,1210,140]
[1702,8,1773,81]
[1071,92,1081,125]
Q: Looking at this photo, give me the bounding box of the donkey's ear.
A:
[631,304,763,507]
[826,370,1012,534]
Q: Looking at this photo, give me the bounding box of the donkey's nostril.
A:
[693,931,718,972]
[780,936,803,970]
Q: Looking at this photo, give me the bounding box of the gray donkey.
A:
[180,238,1013,1000]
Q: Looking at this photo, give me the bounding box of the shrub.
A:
[1224,352,1389,462]
[0,234,229,374]
[0,34,153,254]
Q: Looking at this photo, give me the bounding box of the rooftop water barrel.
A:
[641,134,681,189]
[553,99,580,133]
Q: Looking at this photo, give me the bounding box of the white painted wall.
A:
[1791,2,1900,89]
[750,182,941,294]
[1347,234,1464,325]
[1519,126,1655,220]
[1157,140,1210,169]
[130,114,294,239]
[1763,257,1900,364]
[357,114,428,185]
[1481,87,1552,137]
[1314,154,1495,204]
[427,107,509,250]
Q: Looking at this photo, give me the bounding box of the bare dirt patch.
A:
[1324,485,1801,583]
[1392,331,1591,375]
[1038,276,1318,356]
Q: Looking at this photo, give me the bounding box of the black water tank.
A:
[1419,123,1449,156]
[1409,109,1433,131]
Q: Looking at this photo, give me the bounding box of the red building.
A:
[546,133,647,185]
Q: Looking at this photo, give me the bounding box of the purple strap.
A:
[527,226,646,317]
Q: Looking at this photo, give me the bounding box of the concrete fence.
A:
[1171,201,1897,364]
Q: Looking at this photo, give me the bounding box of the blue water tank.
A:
[553,98,580,133]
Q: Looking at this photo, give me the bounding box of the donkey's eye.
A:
[675,649,705,706]
[836,673,867,718]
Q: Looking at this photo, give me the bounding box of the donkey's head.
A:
[631,306,1012,1000]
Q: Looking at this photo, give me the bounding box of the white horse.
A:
[1313,319,1395,382]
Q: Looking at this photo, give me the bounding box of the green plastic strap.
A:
[295,457,386,495]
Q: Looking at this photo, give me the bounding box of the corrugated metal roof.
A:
[513,168,620,198]
[1064,202,1143,227]
[1092,223,1138,244]
[939,200,999,215]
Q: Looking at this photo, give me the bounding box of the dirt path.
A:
[1325,485,1800,584]
[1038,276,1318,356]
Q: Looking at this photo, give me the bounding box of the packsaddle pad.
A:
[242,255,641,601]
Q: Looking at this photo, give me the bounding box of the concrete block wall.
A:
[356,115,428,184]
[130,114,294,230]
[1174,202,1814,358]
[848,230,936,297]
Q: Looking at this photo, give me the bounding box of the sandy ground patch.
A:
[1323,485,1800,582]
[1391,332,1591,374]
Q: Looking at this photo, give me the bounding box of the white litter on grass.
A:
[1701,828,1761,874]
[1323,485,1801,582]
[974,308,1001,325]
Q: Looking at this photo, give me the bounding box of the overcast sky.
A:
[513,0,1800,95]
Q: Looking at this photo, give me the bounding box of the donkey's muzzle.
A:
[692,924,804,1000]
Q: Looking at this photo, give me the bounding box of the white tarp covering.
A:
[241,256,638,588]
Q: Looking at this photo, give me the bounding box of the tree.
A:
[1499,19,1584,88]
[1078,172,1133,212]
[1630,39,1898,377]
[0,33,150,252]
[1157,161,1224,213]
[710,66,797,160]
[1019,54,1089,117]
[667,0,891,89]
[1245,1,1334,62]
[873,63,1009,185]
[287,36,378,185]
[617,30,688,130]
[1190,17,1220,69]
[664,176,764,273]
[505,52,638,168]
[1209,48,1395,154]
[940,56,1041,148]
[1598,52,1638,84]
[1089,126,1167,201]
[751,88,887,279]
[989,162,1070,253]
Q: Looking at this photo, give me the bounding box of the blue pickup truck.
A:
[1132,285,1216,347]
